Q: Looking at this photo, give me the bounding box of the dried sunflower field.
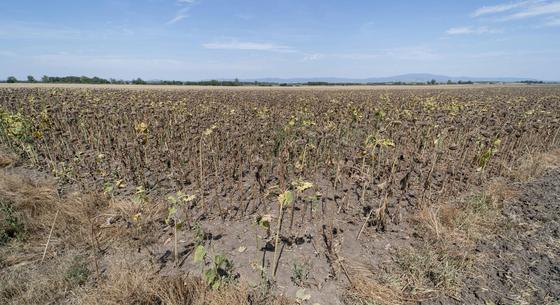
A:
[1,85,559,305]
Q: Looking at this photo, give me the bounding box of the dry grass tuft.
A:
[0,165,164,262]
[0,168,115,261]
[401,183,512,302]
[344,241,468,305]
[416,176,517,245]
[78,253,292,305]
[485,178,518,205]
[344,257,440,305]
[510,148,560,182]
[345,240,468,304]
[78,257,165,305]
[0,151,17,168]
[393,241,469,297]
[0,251,88,305]
[345,276,408,305]
[0,172,57,228]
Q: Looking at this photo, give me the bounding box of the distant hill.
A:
[243,73,540,84]
[10,73,545,86]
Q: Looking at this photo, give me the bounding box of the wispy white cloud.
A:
[202,40,296,53]
[472,1,536,17]
[166,12,188,24]
[302,53,325,61]
[471,1,560,21]
[464,1,560,34]
[166,0,196,25]
[446,26,502,35]
[502,1,560,19]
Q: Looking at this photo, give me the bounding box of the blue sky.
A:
[1,0,559,80]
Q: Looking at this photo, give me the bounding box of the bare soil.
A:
[2,149,560,305]
[90,163,560,305]
[454,168,560,305]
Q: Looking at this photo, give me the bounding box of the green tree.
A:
[6,76,17,83]
[132,78,146,85]
[27,75,36,83]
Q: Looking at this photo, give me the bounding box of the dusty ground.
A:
[1,149,559,305]
[457,168,560,305]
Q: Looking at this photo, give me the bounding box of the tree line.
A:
[2,75,547,86]
[3,75,276,86]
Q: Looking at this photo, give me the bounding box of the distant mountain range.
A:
[241,73,542,84]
